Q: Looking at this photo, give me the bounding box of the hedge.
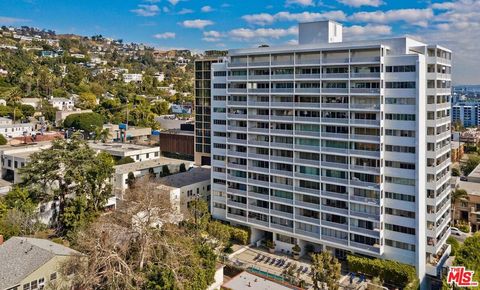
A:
[347,255,418,289]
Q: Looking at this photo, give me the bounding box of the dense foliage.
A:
[63,112,104,132]
[347,255,419,289]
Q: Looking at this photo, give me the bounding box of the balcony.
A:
[350,104,380,110]
[350,56,381,63]
[350,226,381,238]
[294,186,320,196]
[296,74,320,79]
[248,218,269,228]
[270,129,293,136]
[248,140,270,147]
[321,204,348,216]
[248,192,269,201]
[321,132,348,140]
[295,215,320,225]
[321,147,349,155]
[228,88,247,94]
[227,101,247,106]
[271,60,294,66]
[227,174,247,183]
[249,61,270,67]
[295,172,320,181]
[321,103,349,109]
[322,57,349,64]
[321,191,349,200]
[227,150,247,158]
[270,155,294,163]
[321,117,349,124]
[296,88,321,94]
[228,75,248,81]
[321,161,348,170]
[294,200,320,210]
[270,222,294,233]
[322,176,348,185]
[350,179,380,190]
[227,163,247,170]
[270,169,294,177]
[426,244,451,277]
[271,195,294,205]
[322,235,348,246]
[295,116,321,123]
[322,220,348,231]
[295,130,320,137]
[294,102,321,109]
[349,150,380,158]
[228,62,247,68]
[270,101,293,108]
[349,210,380,221]
[350,88,381,95]
[350,134,381,142]
[249,88,269,94]
[295,158,319,167]
[247,166,269,174]
[350,164,380,174]
[249,127,269,134]
[295,228,320,239]
[270,182,293,191]
[247,101,269,107]
[295,144,320,152]
[270,142,294,149]
[351,119,380,126]
[350,72,380,79]
[227,188,247,196]
[248,115,269,121]
[270,115,294,122]
[322,73,349,79]
[321,88,348,94]
[226,212,247,222]
[248,204,269,214]
[296,59,321,65]
[271,88,294,93]
[271,74,294,80]
[227,200,247,209]
[249,75,269,81]
[270,209,294,219]
[227,138,247,145]
[227,126,247,132]
[227,113,247,120]
[350,241,381,254]
[248,179,269,188]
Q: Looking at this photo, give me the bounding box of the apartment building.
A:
[209,21,452,287]
[452,102,480,128]
[194,58,217,166]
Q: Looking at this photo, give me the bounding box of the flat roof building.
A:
[210,20,452,287]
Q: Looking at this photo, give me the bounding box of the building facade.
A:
[194,58,220,166]
[210,21,452,286]
[452,102,479,128]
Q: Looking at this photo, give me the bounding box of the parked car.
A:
[450,227,464,236]
[460,176,468,181]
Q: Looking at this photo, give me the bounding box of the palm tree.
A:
[452,188,469,224]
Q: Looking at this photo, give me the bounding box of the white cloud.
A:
[163,6,170,13]
[285,0,314,6]
[168,0,181,5]
[344,24,391,40]
[350,8,433,27]
[201,6,214,12]
[0,16,30,24]
[337,0,383,7]
[131,4,160,17]
[153,32,176,39]
[178,8,194,15]
[202,30,223,42]
[182,19,214,29]
[286,39,298,45]
[242,10,346,25]
[229,26,298,41]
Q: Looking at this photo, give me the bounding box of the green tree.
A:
[447,236,460,256]
[19,135,114,235]
[116,156,135,165]
[454,233,480,285]
[452,188,468,218]
[452,167,461,177]
[63,112,104,133]
[161,165,170,177]
[77,92,97,109]
[151,101,170,115]
[462,156,480,176]
[0,134,7,145]
[144,266,178,290]
[311,251,341,290]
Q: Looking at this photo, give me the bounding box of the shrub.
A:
[230,227,249,245]
[452,167,461,177]
[292,244,301,253]
[266,240,275,249]
[179,163,187,172]
[347,255,418,288]
[457,222,470,233]
[0,134,7,145]
[63,112,104,132]
[447,236,460,256]
[116,156,135,165]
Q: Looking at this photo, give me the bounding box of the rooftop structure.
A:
[222,271,296,290]
[89,142,160,162]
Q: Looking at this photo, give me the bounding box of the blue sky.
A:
[0,0,479,84]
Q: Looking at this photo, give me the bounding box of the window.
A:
[385,176,416,186]
[213,83,226,89]
[50,273,57,281]
[385,65,416,73]
[385,82,416,89]
[385,160,415,170]
[385,207,415,218]
[385,239,415,251]
[385,145,415,153]
[385,114,416,121]
[214,71,226,76]
[385,129,415,137]
[385,98,416,105]
[23,284,30,290]
[385,192,415,202]
[385,223,415,235]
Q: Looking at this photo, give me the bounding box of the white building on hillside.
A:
[209,20,452,288]
[123,73,143,83]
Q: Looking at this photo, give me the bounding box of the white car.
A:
[450,227,464,236]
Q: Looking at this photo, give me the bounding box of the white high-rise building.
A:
[209,20,452,287]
